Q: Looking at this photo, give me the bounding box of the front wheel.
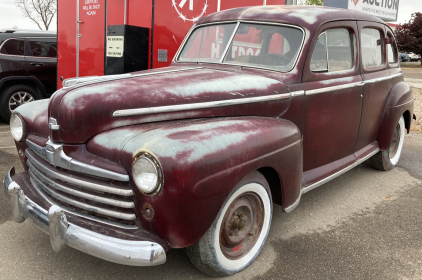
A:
[0,85,38,121]
[187,171,272,277]
[370,115,405,171]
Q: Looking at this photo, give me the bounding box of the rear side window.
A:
[0,38,25,56]
[310,28,353,73]
[387,34,397,63]
[361,28,383,67]
[28,38,57,58]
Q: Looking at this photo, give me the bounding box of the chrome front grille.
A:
[25,145,137,229]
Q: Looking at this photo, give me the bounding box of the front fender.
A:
[93,117,302,248]
[378,82,414,150]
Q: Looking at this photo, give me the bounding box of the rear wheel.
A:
[370,116,405,171]
[187,171,272,277]
[0,85,38,121]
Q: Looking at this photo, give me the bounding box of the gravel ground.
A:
[411,87,422,133]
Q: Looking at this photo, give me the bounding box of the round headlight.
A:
[10,113,25,142]
[132,154,162,195]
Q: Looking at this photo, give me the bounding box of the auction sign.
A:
[324,0,400,21]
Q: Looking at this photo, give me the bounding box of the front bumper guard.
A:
[3,167,166,266]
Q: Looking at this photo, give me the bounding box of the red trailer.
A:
[57,0,288,88]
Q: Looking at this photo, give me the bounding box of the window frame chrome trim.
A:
[27,161,135,209]
[25,149,134,196]
[26,139,130,182]
[0,37,26,57]
[112,92,291,118]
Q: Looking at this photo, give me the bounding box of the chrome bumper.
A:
[3,167,166,266]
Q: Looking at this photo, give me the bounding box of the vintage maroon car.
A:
[3,6,414,277]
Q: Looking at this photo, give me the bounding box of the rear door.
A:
[354,22,390,156]
[25,37,57,95]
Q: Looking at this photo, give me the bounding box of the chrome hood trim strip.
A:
[62,67,203,89]
[113,93,291,118]
[26,139,130,182]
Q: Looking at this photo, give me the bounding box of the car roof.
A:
[0,29,56,40]
[197,5,385,29]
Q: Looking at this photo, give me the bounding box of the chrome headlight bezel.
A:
[132,152,163,196]
[10,113,26,142]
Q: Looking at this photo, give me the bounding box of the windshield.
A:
[178,23,237,63]
[177,22,304,72]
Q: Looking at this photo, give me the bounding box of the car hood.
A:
[49,66,291,143]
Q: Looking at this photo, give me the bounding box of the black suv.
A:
[0,29,57,121]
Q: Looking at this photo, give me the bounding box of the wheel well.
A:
[258,167,282,205]
[403,110,411,133]
[0,79,44,98]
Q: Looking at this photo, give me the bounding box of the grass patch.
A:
[401,62,421,68]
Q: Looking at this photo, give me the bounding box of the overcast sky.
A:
[0,0,419,31]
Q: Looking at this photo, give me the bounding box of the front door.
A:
[301,21,363,186]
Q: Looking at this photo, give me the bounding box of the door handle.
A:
[30,63,44,66]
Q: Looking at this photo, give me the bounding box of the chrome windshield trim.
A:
[219,22,240,63]
[27,161,135,209]
[29,173,136,221]
[26,139,130,182]
[174,20,306,73]
[25,149,133,196]
[113,92,291,118]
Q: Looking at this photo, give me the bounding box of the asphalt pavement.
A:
[0,69,422,279]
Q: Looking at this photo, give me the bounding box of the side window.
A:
[310,32,328,72]
[0,38,25,56]
[361,28,383,67]
[310,28,353,73]
[387,34,397,63]
[28,38,57,58]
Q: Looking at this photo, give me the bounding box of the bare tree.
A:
[15,0,57,30]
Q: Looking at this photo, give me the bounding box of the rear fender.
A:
[114,117,302,248]
[378,82,414,150]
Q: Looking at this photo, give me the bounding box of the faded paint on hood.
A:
[51,67,290,143]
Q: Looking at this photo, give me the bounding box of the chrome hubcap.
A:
[9,91,34,112]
